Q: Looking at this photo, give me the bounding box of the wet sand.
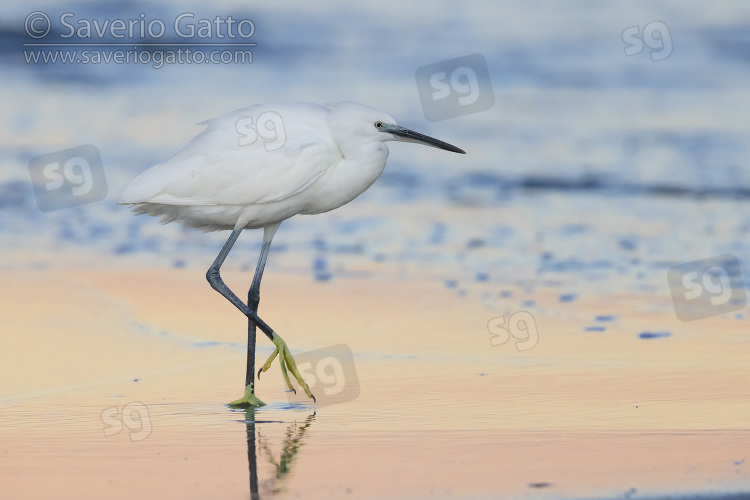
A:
[1,268,748,499]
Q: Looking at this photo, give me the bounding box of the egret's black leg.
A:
[206,229,275,342]
[249,224,314,400]
[245,223,280,388]
[207,227,315,405]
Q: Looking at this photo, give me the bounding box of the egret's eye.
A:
[374,121,383,129]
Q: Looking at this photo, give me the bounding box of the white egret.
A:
[118,101,465,406]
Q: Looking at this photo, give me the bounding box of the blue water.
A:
[3,1,750,304]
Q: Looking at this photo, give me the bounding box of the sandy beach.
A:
[1,266,748,499]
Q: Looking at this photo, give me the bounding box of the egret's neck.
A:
[337,141,390,189]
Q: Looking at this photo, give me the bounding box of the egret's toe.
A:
[257,333,316,403]
[228,384,266,408]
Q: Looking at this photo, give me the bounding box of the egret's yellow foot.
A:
[258,333,316,403]
[228,383,266,407]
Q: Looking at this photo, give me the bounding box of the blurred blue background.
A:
[3,0,750,307]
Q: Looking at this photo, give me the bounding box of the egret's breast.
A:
[301,143,389,215]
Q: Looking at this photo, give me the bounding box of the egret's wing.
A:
[119,104,339,207]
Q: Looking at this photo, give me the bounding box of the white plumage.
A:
[119,101,414,231]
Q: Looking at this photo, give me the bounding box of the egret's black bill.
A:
[385,124,466,154]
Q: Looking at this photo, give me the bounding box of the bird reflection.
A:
[242,408,316,499]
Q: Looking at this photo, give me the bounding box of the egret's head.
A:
[327,101,465,154]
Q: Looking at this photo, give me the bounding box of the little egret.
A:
[118,101,465,406]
